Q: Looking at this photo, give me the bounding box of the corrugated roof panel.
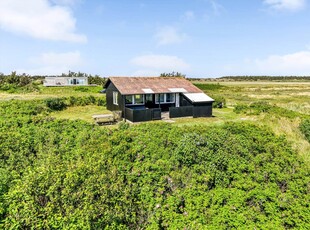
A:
[108,77,202,95]
[183,93,214,103]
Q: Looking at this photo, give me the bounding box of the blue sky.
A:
[1,0,310,78]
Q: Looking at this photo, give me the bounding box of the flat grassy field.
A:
[201,81,310,114]
[50,105,111,123]
[0,85,103,100]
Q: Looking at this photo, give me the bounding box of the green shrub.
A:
[194,83,227,91]
[66,96,106,107]
[211,95,226,108]
[1,98,308,229]
[44,98,67,111]
[234,104,249,113]
[118,121,129,130]
[234,101,306,119]
[0,121,308,229]
[0,100,48,117]
[300,119,310,142]
[74,86,89,92]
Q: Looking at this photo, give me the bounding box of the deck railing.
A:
[124,107,161,122]
[169,106,193,118]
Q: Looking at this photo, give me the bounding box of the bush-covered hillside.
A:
[300,119,310,143]
[0,101,309,229]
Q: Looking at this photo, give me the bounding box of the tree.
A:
[160,71,186,78]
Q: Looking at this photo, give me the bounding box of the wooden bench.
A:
[92,114,115,125]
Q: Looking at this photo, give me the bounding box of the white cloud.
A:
[131,54,190,76]
[155,26,187,46]
[19,51,83,75]
[263,0,306,11]
[0,0,86,42]
[206,50,310,77]
[254,51,310,75]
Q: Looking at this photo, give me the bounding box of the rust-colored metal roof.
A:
[107,77,203,95]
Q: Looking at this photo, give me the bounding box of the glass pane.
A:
[155,94,165,103]
[145,94,152,103]
[79,79,85,84]
[113,92,118,105]
[160,94,164,103]
[166,93,175,103]
[134,94,144,104]
[125,95,133,104]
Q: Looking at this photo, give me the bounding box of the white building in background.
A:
[43,77,88,86]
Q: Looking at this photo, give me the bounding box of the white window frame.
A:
[155,93,175,104]
[113,91,118,105]
[125,94,145,105]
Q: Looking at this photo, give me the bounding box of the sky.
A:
[1,0,310,78]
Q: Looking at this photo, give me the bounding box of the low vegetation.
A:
[0,103,309,228]
[219,76,310,81]
[234,101,308,119]
[300,119,310,142]
[0,75,309,228]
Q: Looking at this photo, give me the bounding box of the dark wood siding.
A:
[180,94,192,106]
[169,106,193,118]
[106,82,123,111]
[124,107,161,122]
[193,103,213,117]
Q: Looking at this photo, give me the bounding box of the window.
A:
[77,79,85,85]
[125,94,144,105]
[155,93,175,104]
[113,91,118,105]
[125,95,133,104]
[68,78,86,85]
[145,94,153,104]
[166,93,175,103]
[155,94,165,103]
[134,94,144,104]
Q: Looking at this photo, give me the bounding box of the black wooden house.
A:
[104,77,214,122]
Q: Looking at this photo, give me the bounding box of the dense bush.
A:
[67,95,106,107]
[0,108,308,229]
[234,101,306,119]
[0,72,42,93]
[0,96,105,121]
[300,119,310,142]
[88,76,107,86]
[0,100,48,118]
[211,95,226,108]
[43,96,106,111]
[194,83,227,91]
[44,98,67,111]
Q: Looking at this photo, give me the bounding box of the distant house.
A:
[43,77,88,86]
[104,77,214,122]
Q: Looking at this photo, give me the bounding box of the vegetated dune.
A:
[0,104,308,228]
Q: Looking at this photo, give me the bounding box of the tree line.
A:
[0,71,107,92]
